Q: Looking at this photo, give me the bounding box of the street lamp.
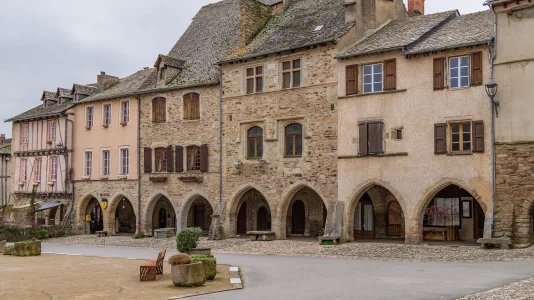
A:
[485,79,499,117]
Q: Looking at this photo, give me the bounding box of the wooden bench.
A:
[247,231,275,241]
[96,231,108,237]
[423,227,447,241]
[140,249,167,282]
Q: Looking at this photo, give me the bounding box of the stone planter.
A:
[200,259,217,280]
[171,262,206,287]
[3,245,14,255]
[189,248,211,255]
[0,240,6,253]
[13,240,41,256]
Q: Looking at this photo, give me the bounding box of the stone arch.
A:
[278,182,328,239]
[107,193,137,235]
[227,184,271,238]
[76,193,99,231]
[178,191,214,233]
[143,190,178,235]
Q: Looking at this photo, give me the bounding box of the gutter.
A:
[134,94,142,234]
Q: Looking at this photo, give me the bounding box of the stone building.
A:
[488,0,534,247]
[336,10,494,243]
[0,134,12,207]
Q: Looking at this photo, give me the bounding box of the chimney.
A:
[0,134,4,145]
[97,71,120,92]
[239,0,272,47]
[408,0,424,17]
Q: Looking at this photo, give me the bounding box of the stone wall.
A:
[494,142,534,246]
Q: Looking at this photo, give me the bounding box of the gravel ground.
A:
[459,278,534,300]
[45,235,534,263]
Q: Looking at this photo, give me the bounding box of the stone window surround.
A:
[240,60,267,96]
[148,142,203,174]
[278,54,304,91]
[245,64,264,94]
[444,116,474,154]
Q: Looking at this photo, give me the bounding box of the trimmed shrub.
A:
[134,232,145,239]
[0,224,28,242]
[176,227,202,253]
[191,254,215,261]
[192,254,217,280]
[34,229,49,240]
[168,253,193,265]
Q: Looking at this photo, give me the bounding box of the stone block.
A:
[3,245,14,255]
[0,240,5,253]
[12,240,41,256]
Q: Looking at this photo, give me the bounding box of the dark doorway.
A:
[257,206,270,231]
[474,201,485,240]
[323,204,328,229]
[291,200,305,234]
[354,194,375,239]
[387,201,402,236]
[88,198,103,234]
[115,197,136,234]
[159,208,167,228]
[194,205,205,229]
[237,202,247,234]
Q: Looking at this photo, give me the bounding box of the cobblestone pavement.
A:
[45,235,534,262]
[459,278,534,300]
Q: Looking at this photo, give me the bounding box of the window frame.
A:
[49,156,58,182]
[47,120,56,141]
[152,97,167,123]
[186,145,201,172]
[281,58,301,89]
[120,100,130,124]
[284,123,303,158]
[449,55,470,89]
[159,67,167,80]
[83,150,93,178]
[19,158,27,182]
[34,158,41,182]
[85,106,94,128]
[246,65,264,94]
[154,147,167,173]
[363,63,384,94]
[21,123,29,144]
[183,93,201,121]
[102,103,112,126]
[119,147,130,176]
[247,126,264,160]
[450,122,472,153]
[101,149,111,177]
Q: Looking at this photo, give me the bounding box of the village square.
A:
[1,0,534,299]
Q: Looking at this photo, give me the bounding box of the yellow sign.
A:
[85,215,91,222]
[102,198,108,209]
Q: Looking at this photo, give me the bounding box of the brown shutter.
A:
[166,145,174,172]
[192,93,200,119]
[368,122,384,154]
[152,100,157,122]
[183,94,190,120]
[434,123,447,154]
[384,59,396,91]
[471,52,483,86]
[433,57,445,90]
[200,144,208,172]
[346,65,358,95]
[473,120,485,153]
[358,123,368,156]
[175,146,184,172]
[160,99,166,122]
[143,147,152,173]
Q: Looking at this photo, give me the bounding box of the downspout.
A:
[487,3,498,238]
[63,118,75,230]
[134,95,142,234]
[219,71,223,217]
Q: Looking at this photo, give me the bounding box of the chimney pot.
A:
[0,134,5,144]
[408,0,425,17]
[101,71,106,76]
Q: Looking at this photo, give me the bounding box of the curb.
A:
[229,266,243,289]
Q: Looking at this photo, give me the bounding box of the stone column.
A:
[404,217,423,245]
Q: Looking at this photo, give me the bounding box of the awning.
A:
[34,202,63,212]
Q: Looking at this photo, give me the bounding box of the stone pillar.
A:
[404,217,422,245]
[208,214,222,240]
[271,211,283,239]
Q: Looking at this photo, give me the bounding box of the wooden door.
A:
[387,201,402,236]
[291,200,305,235]
[194,205,205,229]
[237,202,247,234]
[353,199,375,239]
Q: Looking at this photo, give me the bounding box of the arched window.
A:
[183,93,200,120]
[247,127,263,159]
[187,146,201,171]
[285,123,303,157]
[155,147,167,172]
[152,97,166,123]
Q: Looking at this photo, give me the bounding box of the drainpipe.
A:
[134,95,142,234]
[219,72,223,217]
[63,118,75,230]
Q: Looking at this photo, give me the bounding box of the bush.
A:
[191,255,215,262]
[176,227,202,253]
[168,253,193,265]
[321,240,334,246]
[134,232,145,239]
[33,229,49,240]
[0,224,28,242]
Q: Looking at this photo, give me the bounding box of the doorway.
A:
[354,195,374,239]
[193,205,205,228]
[291,200,305,235]
[159,208,167,228]
[237,202,247,234]
[257,206,270,231]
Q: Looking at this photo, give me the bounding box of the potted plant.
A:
[192,255,217,280]
[46,140,53,145]
[102,124,109,128]
[168,253,205,287]
[176,227,205,254]
[120,121,128,126]
[85,126,92,130]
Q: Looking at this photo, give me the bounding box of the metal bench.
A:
[96,231,108,237]
[140,248,167,281]
[246,231,275,241]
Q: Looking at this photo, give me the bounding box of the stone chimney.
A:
[96,71,120,92]
[239,0,272,47]
[408,0,424,16]
[0,134,4,145]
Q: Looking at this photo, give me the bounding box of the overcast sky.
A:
[0,0,487,137]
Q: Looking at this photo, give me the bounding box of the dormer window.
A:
[160,67,167,80]
[43,100,48,107]
[58,97,63,105]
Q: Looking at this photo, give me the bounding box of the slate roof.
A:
[155,54,185,69]
[5,101,75,122]
[224,0,354,62]
[259,0,282,5]
[72,84,98,96]
[57,87,73,99]
[336,11,458,58]
[41,91,57,101]
[405,10,494,55]
[0,143,11,155]
[78,68,156,103]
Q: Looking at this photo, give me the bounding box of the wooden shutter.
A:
[152,100,157,122]
[192,94,200,119]
[143,147,152,173]
[433,57,445,90]
[200,144,208,172]
[159,99,166,122]
[358,123,368,156]
[434,123,447,154]
[184,94,191,120]
[473,120,485,153]
[368,122,384,154]
[384,59,396,91]
[346,65,358,95]
[175,146,184,172]
[471,52,483,86]
[166,145,174,172]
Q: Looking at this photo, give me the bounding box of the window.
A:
[152,97,166,123]
[247,127,263,159]
[282,59,301,89]
[49,157,57,182]
[44,100,49,107]
[284,123,303,157]
[58,97,63,105]
[160,67,167,80]
[101,149,110,176]
[246,66,263,94]
[358,122,384,155]
[21,123,29,144]
[84,151,93,177]
[34,158,41,182]
[187,146,201,171]
[449,56,469,89]
[20,159,27,182]
[86,107,94,127]
[363,63,383,93]
[121,101,130,124]
[425,198,460,226]
[392,128,403,140]
[155,147,167,172]
[120,148,129,175]
[183,93,200,120]
[47,120,55,141]
[103,104,112,126]
[450,122,471,152]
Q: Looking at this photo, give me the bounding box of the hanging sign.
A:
[102,198,108,209]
